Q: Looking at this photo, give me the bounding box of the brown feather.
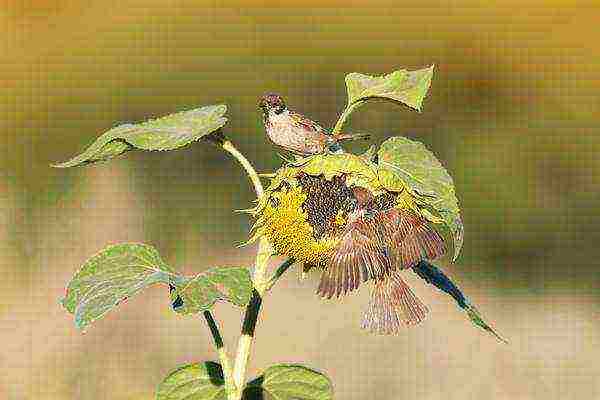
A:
[317,204,446,299]
[376,208,446,269]
[317,210,391,299]
[361,271,428,335]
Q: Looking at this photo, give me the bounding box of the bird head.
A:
[259,93,287,115]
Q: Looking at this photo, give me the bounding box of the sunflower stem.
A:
[220,139,289,400]
[231,237,273,399]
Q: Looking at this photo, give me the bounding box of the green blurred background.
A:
[1,1,599,399]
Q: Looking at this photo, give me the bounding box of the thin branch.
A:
[203,310,225,349]
[222,140,264,198]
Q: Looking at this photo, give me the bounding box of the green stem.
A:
[231,237,273,399]
[331,100,365,135]
[203,311,236,396]
[220,139,283,400]
[222,140,264,198]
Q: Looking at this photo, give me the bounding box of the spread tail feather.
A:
[361,271,428,335]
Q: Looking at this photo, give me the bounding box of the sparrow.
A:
[259,93,370,156]
[314,185,446,332]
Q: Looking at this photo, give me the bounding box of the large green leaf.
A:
[62,243,253,330]
[156,362,226,400]
[53,104,228,167]
[377,136,464,261]
[245,364,333,400]
[345,65,434,110]
[170,266,253,315]
[61,243,176,331]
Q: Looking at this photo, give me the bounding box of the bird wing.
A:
[288,111,328,135]
[317,210,391,299]
[375,208,446,269]
[317,202,446,298]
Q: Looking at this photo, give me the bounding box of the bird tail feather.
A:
[361,271,428,335]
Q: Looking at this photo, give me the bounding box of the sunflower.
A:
[246,149,451,334]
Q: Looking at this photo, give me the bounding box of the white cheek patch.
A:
[269,110,290,123]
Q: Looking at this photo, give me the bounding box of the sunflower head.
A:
[244,140,470,336]
[256,183,339,265]
[246,152,425,266]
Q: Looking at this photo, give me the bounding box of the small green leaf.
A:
[377,136,464,260]
[466,304,508,344]
[170,266,253,315]
[345,65,434,110]
[156,362,226,400]
[62,243,176,331]
[53,104,228,167]
[246,364,333,400]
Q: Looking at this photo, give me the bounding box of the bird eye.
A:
[274,105,286,114]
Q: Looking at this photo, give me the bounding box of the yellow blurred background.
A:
[1,1,599,399]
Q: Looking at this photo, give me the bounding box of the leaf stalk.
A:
[331,100,365,135]
[222,140,264,198]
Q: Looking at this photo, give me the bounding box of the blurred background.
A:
[1,1,599,399]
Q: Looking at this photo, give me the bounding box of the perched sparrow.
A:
[259,93,370,155]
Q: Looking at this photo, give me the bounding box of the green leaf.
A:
[156,362,226,400]
[53,104,228,167]
[170,266,253,315]
[246,364,333,400]
[466,304,509,344]
[61,243,176,331]
[299,153,382,193]
[345,65,434,110]
[377,136,464,261]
